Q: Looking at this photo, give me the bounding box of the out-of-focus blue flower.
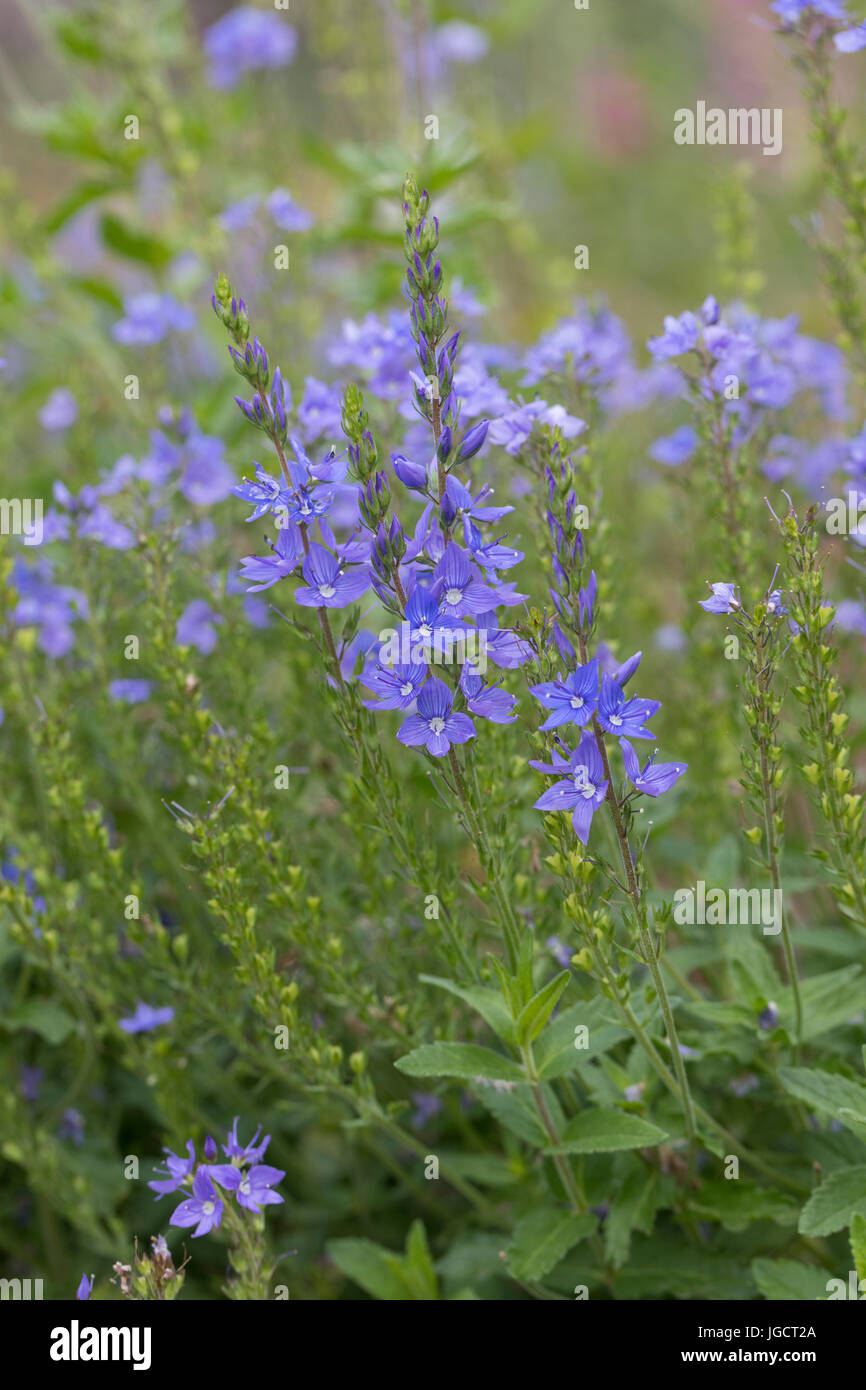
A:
[434,21,489,63]
[203,7,297,89]
[108,679,153,704]
[771,1,849,21]
[59,1109,85,1145]
[410,1091,444,1129]
[266,187,314,231]
[298,377,342,441]
[836,21,866,50]
[646,311,700,361]
[19,1065,44,1102]
[649,424,698,467]
[119,1001,175,1034]
[175,599,222,655]
[112,293,194,345]
[39,388,78,431]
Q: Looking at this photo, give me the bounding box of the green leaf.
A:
[604,1168,664,1269]
[798,1166,866,1237]
[534,1000,628,1080]
[472,1084,549,1146]
[751,1258,830,1301]
[786,966,865,1042]
[326,1238,411,1301]
[514,970,570,1046]
[419,975,514,1044]
[547,1108,668,1155]
[506,1206,597,1281]
[4,1000,76,1045]
[403,1220,438,1300]
[395,1042,524,1083]
[100,213,172,268]
[779,1066,866,1142]
[690,1181,799,1232]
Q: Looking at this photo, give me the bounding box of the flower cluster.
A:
[148,1119,285,1238]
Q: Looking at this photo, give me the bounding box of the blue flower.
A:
[266,187,314,232]
[203,6,297,89]
[233,463,284,521]
[397,677,476,757]
[238,524,304,592]
[646,311,700,361]
[108,679,153,704]
[222,1117,271,1163]
[531,732,608,845]
[176,600,222,655]
[39,389,78,432]
[119,1001,176,1034]
[112,293,194,345]
[431,541,497,616]
[620,739,687,798]
[596,673,659,740]
[294,543,370,609]
[529,659,599,731]
[76,1274,94,1301]
[460,669,518,723]
[148,1140,196,1198]
[360,662,427,711]
[649,424,698,467]
[209,1162,285,1212]
[169,1166,223,1238]
[835,22,866,50]
[699,581,741,614]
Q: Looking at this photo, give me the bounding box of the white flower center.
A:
[418,622,432,639]
[570,696,584,709]
[445,587,463,606]
[400,682,413,696]
[202,1201,215,1215]
[429,717,445,735]
[609,714,622,727]
[239,1180,251,1195]
[319,583,336,598]
[300,500,312,515]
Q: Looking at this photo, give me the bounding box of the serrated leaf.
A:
[506,1206,597,1281]
[604,1168,664,1269]
[798,1166,866,1237]
[534,999,628,1080]
[395,1042,524,1082]
[690,1181,799,1232]
[779,1066,866,1142]
[419,975,514,1044]
[751,1258,830,1301]
[547,1108,668,1155]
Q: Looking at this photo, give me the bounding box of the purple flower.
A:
[410,1091,444,1129]
[19,1065,44,1102]
[532,732,608,845]
[397,677,476,757]
[266,188,314,232]
[203,7,297,89]
[647,311,700,361]
[546,936,572,969]
[529,659,599,731]
[596,673,659,740]
[39,389,78,431]
[176,599,222,655]
[432,541,497,616]
[76,1274,94,1301]
[119,1001,175,1034]
[835,23,866,50]
[179,432,235,506]
[108,679,153,704]
[434,21,489,64]
[298,377,342,441]
[169,1166,223,1237]
[148,1141,196,1197]
[620,739,687,798]
[294,543,370,608]
[649,424,698,467]
[204,1135,218,1161]
[460,669,518,724]
[223,1117,271,1164]
[59,1109,85,1145]
[361,662,427,711]
[112,294,194,345]
[771,1,849,21]
[233,464,284,521]
[699,581,741,614]
[238,525,304,592]
[77,505,136,550]
[209,1162,285,1212]
[758,1001,780,1031]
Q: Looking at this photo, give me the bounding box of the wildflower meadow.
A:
[2,0,866,1352]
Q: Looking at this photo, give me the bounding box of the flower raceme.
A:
[148,1119,285,1239]
[529,658,687,843]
